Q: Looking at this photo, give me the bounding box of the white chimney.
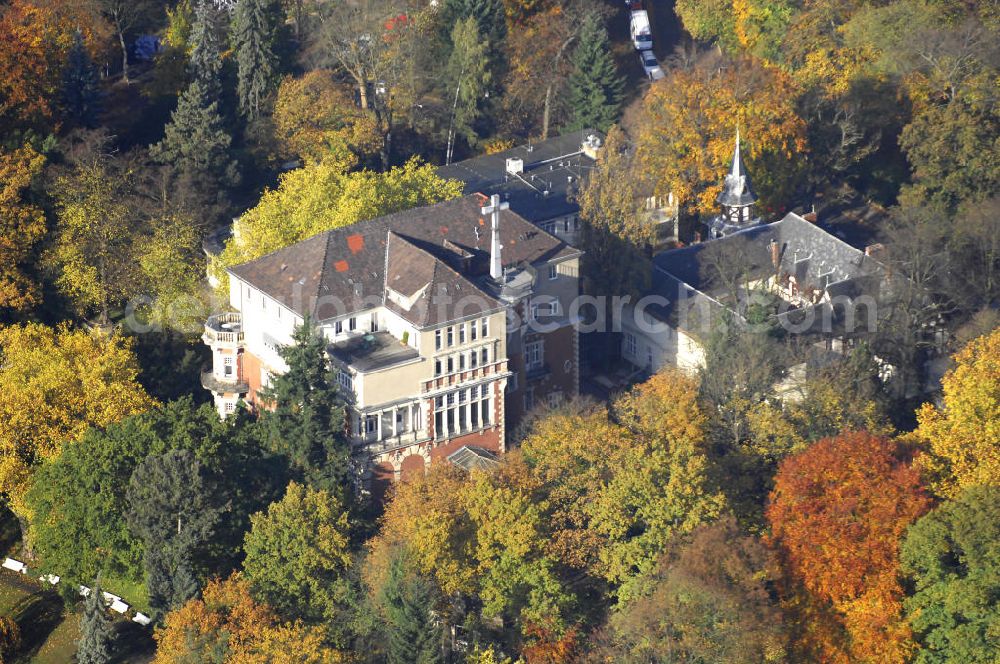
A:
[481,194,509,281]
[505,158,524,175]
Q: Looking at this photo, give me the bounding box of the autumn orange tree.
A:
[154,575,343,663]
[0,145,46,313]
[912,327,1000,497]
[273,70,382,168]
[636,56,807,218]
[766,431,931,663]
[0,0,111,133]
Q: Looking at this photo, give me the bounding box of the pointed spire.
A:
[716,128,757,209]
[731,128,742,180]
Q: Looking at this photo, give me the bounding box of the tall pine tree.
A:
[126,449,222,617]
[258,316,350,497]
[231,0,282,119]
[150,78,238,216]
[379,549,443,664]
[189,0,223,94]
[565,13,623,132]
[77,576,114,664]
[61,30,101,128]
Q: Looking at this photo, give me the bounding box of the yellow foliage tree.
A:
[273,70,382,168]
[0,145,46,313]
[636,57,807,218]
[211,159,463,294]
[0,323,154,544]
[154,575,344,664]
[914,327,1000,497]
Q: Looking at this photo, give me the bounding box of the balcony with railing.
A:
[203,312,244,346]
[200,371,249,395]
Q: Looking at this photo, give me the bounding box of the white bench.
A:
[110,599,129,614]
[1,558,26,574]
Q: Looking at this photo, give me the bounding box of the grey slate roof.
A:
[228,194,580,326]
[436,130,599,224]
[648,212,884,338]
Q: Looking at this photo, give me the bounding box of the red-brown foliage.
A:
[766,431,931,663]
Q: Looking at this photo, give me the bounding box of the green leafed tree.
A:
[258,317,350,495]
[900,485,1000,664]
[77,576,114,664]
[378,548,443,664]
[61,30,101,128]
[243,482,354,638]
[231,0,283,119]
[565,13,623,133]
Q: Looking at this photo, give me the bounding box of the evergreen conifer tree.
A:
[150,78,238,215]
[380,550,443,664]
[231,0,282,119]
[565,14,624,132]
[126,449,222,617]
[77,576,114,664]
[189,0,223,94]
[61,30,102,128]
[258,316,350,497]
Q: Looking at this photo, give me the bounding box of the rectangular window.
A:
[481,318,488,338]
[458,405,467,432]
[459,354,466,371]
[365,414,377,435]
[381,411,393,438]
[434,359,442,376]
[435,329,442,350]
[481,399,490,425]
[447,327,454,347]
[370,316,378,332]
[458,389,467,403]
[526,341,543,370]
[446,408,455,436]
[471,401,479,428]
[395,409,407,434]
[435,410,443,439]
[348,317,357,332]
[447,356,454,374]
[524,388,534,412]
[549,264,558,280]
[435,395,443,408]
[225,401,236,413]
[335,320,343,334]
[471,323,478,341]
[337,371,353,393]
[481,348,489,365]
[625,332,637,357]
[470,350,478,369]
[548,392,563,408]
[223,356,234,376]
[459,324,466,344]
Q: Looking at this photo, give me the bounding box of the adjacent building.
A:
[202,194,582,492]
[621,133,885,374]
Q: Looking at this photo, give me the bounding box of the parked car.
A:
[638,50,665,81]
[630,10,653,51]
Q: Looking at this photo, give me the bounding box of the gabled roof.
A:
[648,212,885,338]
[228,194,579,325]
[383,232,504,327]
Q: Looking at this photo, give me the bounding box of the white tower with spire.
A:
[711,130,759,238]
